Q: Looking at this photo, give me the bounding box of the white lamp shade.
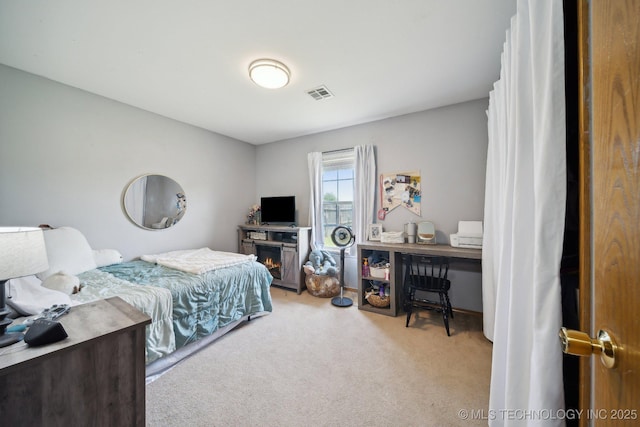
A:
[0,227,49,280]
[249,59,290,89]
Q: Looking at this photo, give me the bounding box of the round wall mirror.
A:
[123,174,187,230]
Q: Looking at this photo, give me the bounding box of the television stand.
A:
[238,225,311,294]
[260,223,297,228]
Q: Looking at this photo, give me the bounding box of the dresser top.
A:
[0,297,150,372]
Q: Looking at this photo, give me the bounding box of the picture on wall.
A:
[380,171,421,216]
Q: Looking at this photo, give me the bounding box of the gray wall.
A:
[255,99,488,311]
[1,64,487,311]
[0,64,257,260]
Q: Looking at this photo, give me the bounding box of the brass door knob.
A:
[559,327,618,369]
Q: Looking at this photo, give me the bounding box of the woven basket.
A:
[305,274,340,298]
[365,290,390,308]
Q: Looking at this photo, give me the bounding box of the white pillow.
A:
[36,227,97,280]
[41,271,80,295]
[5,275,71,316]
[93,249,123,267]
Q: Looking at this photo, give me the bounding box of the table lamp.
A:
[0,227,49,348]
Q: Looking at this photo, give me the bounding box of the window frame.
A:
[321,150,355,250]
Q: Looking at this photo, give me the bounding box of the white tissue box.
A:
[381,231,404,244]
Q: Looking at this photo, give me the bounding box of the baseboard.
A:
[452,307,483,317]
[344,287,482,317]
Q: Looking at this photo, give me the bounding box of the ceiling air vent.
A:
[306,85,333,101]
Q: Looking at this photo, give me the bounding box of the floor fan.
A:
[330,225,355,307]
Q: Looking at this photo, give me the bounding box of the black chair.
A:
[403,255,453,336]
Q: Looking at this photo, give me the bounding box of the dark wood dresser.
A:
[0,297,150,426]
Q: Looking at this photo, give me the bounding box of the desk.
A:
[357,242,482,316]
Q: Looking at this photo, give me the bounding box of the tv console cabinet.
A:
[238,225,311,294]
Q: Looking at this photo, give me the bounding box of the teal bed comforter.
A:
[73,268,175,364]
[101,260,273,350]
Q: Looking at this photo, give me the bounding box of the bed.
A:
[5,227,273,377]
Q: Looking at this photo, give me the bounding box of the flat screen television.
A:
[260,196,296,225]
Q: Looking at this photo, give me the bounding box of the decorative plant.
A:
[247,204,261,224]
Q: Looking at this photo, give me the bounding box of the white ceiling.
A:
[0,1,516,145]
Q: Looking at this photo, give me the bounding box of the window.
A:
[321,150,355,248]
[309,145,375,251]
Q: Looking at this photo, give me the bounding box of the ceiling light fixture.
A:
[248,59,290,89]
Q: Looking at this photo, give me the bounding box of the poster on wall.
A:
[380,171,421,216]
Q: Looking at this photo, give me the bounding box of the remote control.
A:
[25,304,71,326]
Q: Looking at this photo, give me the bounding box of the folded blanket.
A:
[141,248,257,274]
[5,275,72,315]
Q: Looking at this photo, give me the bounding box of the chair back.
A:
[404,255,450,291]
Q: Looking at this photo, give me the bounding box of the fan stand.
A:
[331,247,352,307]
[330,226,355,308]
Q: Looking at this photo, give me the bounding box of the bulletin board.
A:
[380,171,421,216]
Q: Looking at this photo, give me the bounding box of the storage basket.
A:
[370,266,387,279]
[305,274,340,298]
[365,289,391,308]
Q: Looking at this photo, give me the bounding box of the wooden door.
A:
[579,0,640,424]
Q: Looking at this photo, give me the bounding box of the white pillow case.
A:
[93,249,124,267]
[36,227,97,280]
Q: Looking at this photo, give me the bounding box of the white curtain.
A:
[307,152,324,250]
[483,1,567,425]
[353,145,376,245]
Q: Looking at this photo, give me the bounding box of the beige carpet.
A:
[147,287,493,426]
